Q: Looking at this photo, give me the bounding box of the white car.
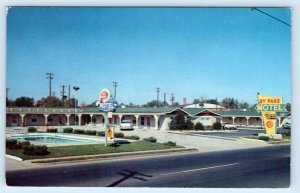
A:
[120,120,133,130]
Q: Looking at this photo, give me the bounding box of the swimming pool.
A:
[11,134,102,145]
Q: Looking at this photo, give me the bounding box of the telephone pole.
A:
[61,85,66,101]
[46,73,54,107]
[113,82,118,99]
[170,93,174,106]
[68,85,71,107]
[6,88,9,99]
[156,88,160,107]
[163,93,167,106]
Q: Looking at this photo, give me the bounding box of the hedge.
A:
[27,127,37,133]
[143,136,157,143]
[85,130,97,135]
[123,135,140,140]
[63,127,73,133]
[23,144,49,156]
[163,141,176,146]
[74,129,85,134]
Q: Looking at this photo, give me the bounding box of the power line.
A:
[251,8,291,27]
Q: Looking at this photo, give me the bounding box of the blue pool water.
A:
[12,135,99,144]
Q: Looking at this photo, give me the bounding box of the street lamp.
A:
[73,86,80,126]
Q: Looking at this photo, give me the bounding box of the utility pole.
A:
[68,85,71,107]
[170,93,174,106]
[46,73,54,106]
[6,88,9,99]
[61,85,66,101]
[113,82,118,99]
[163,93,166,106]
[156,88,160,107]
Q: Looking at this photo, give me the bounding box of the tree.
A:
[212,122,222,130]
[35,96,65,107]
[193,99,201,104]
[239,102,249,109]
[142,100,164,107]
[204,99,218,105]
[186,118,194,131]
[169,111,187,130]
[6,99,15,107]
[195,122,204,131]
[222,97,236,109]
[285,103,291,113]
[14,96,34,107]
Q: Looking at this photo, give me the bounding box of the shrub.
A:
[114,132,125,138]
[6,139,18,149]
[47,128,57,133]
[23,144,49,156]
[212,122,222,130]
[258,136,270,141]
[143,136,157,143]
[85,130,97,135]
[16,141,31,149]
[194,122,204,131]
[204,126,212,130]
[186,118,194,131]
[27,127,37,133]
[164,141,176,146]
[63,127,73,133]
[123,135,140,140]
[97,131,105,136]
[74,129,85,134]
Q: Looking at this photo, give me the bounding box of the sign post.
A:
[96,89,118,147]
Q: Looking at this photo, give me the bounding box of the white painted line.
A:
[160,163,240,176]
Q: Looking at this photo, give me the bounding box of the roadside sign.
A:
[107,127,114,139]
[99,89,110,103]
[256,95,286,135]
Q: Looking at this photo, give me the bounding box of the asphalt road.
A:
[6,144,290,187]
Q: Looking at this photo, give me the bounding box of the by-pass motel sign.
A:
[255,95,287,135]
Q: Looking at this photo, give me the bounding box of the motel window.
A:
[141,117,144,125]
[147,117,151,126]
[48,116,53,122]
[31,118,37,123]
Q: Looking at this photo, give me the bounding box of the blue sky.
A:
[6,7,291,106]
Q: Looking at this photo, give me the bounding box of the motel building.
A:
[6,103,289,130]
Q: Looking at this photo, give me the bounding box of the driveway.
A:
[115,127,271,152]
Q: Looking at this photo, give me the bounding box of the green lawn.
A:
[6,141,182,160]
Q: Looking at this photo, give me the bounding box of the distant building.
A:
[184,103,227,110]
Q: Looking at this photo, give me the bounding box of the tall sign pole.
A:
[96,89,118,147]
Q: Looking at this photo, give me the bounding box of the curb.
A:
[6,154,23,161]
[239,137,267,143]
[29,148,198,163]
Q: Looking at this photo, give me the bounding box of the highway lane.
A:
[6,144,290,187]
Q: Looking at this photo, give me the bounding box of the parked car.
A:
[120,120,133,130]
[277,126,291,134]
[221,122,237,130]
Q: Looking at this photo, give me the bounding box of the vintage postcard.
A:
[5,7,291,188]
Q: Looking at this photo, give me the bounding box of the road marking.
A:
[159,163,240,176]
